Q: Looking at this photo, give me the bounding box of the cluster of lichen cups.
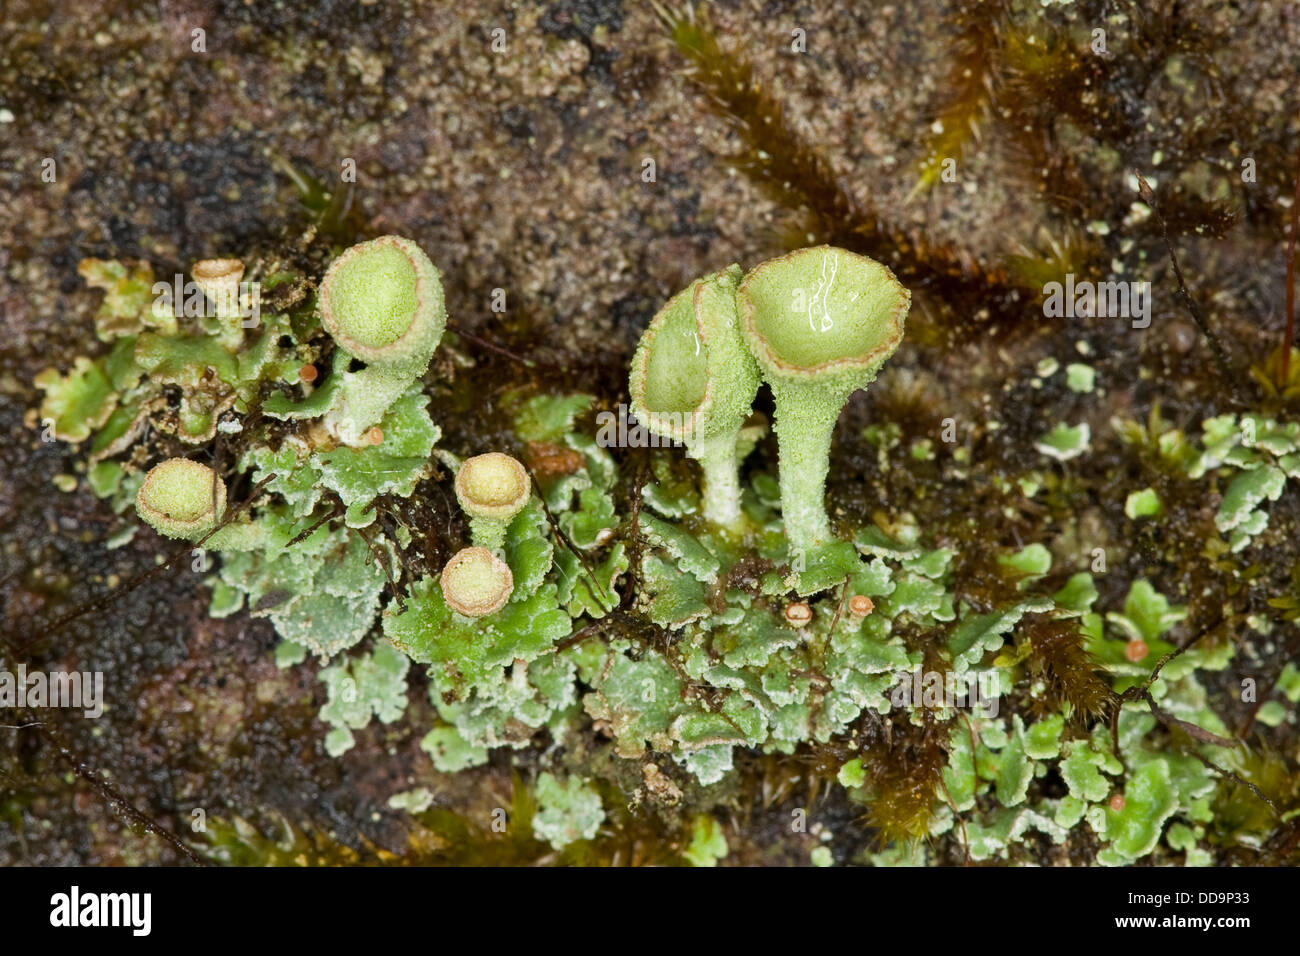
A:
[135,236,448,543]
[630,246,910,585]
[134,237,540,622]
[322,244,533,617]
[136,239,906,628]
[441,451,533,617]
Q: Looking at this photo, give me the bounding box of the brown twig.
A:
[0,645,206,865]
[352,520,402,605]
[826,579,849,642]
[622,453,649,603]
[445,319,536,369]
[1107,622,1239,768]
[44,720,209,865]
[1187,750,1281,819]
[1138,688,1238,747]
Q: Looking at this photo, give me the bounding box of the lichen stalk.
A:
[693,429,746,527]
[767,379,843,556]
[628,264,760,527]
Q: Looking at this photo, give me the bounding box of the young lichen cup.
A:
[628,264,760,526]
[136,458,266,551]
[440,546,514,618]
[455,452,531,552]
[136,458,227,540]
[737,246,909,561]
[319,236,447,444]
[192,258,245,315]
[192,258,248,349]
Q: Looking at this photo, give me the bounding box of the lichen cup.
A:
[136,458,227,540]
[737,246,909,561]
[318,236,446,444]
[192,257,247,348]
[135,458,263,550]
[629,264,761,526]
[440,546,514,618]
[455,452,531,552]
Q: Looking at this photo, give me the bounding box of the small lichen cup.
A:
[318,236,446,444]
[137,458,226,540]
[191,259,244,304]
[191,258,251,350]
[135,458,263,550]
[629,264,760,526]
[440,546,514,618]
[455,452,531,552]
[737,246,909,560]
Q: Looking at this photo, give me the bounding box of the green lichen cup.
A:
[629,264,760,526]
[440,546,514,618]
[135,458,266,550]
[737,246,909,561]
[455,452,531,552]
[136,458,227,540]
[319,236,447,444]
[320,236,445,366]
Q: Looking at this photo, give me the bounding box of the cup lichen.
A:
[454,452,531,552]
[191,258,245,313]
[783,601,813,628]
[135,458,264,550]
[440,546,515,618]
[136,458,226,540]
[34,234,1267,866]
[737,245,909,560]
[190,258,252,351]
[629,264,760,526]
[318,235,447,445]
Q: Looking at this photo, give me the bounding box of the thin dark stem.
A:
[0,642,207,865]
[46,722,209,865]
[20,474,276,651]
[1188,750,1280,819]
[282,501,342,550]
[445,320,536,368]
[524,462,611,607]
[826,580,848,642]
[352,520,402,604]
[623,454,648,603]
[1136,172,1243,404]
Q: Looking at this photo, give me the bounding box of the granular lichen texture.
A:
[1,0,1298,883]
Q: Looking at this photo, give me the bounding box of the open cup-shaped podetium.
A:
[738,246,909,564]
[136,458,227,540]
[135,458,268,550]
[192,258,244,298]
[318,236,447,444]
[319,236,445,368]
[440,546,515,618]
[192,258,245,316]
[455,452,531,552]
[629,264,760,526]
